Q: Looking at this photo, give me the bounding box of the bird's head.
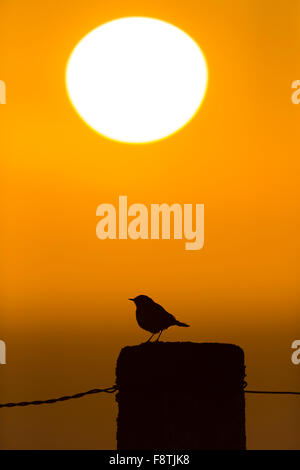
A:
[128,295,154,306]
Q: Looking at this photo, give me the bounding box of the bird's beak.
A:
[128,298,134,301]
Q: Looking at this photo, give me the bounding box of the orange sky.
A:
[0,0,300,449]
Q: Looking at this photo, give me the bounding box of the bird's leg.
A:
[155,330,163,342]
[145,333,155,343]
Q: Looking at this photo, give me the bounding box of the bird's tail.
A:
[175,320,190,327]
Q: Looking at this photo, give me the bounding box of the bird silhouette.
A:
[129,295,190,342]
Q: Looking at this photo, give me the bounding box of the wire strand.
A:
[0,386,118,408]
[245,390,300,395]
[0,385,300,409]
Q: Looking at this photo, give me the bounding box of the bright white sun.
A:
[66,17,208,143]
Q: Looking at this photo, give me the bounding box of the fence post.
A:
[116,342,246,450]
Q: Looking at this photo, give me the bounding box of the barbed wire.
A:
[0,385,118,409]
[0,385,299,409]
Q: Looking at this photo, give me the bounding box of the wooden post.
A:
[116,342,246,450]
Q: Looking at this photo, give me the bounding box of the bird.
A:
[129,295,190,342]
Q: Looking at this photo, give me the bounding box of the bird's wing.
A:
[154,302,177,324]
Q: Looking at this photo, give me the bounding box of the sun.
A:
[66,17,208,144]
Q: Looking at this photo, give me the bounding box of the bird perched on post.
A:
[129,295,190,342]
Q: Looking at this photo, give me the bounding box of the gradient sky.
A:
[1,0,300,449]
